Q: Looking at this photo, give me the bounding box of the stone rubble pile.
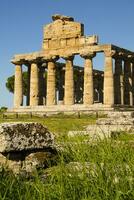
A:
[68,111,134,139]
[0,122,57,174]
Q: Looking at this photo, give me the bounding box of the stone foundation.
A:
[68,111,134,139]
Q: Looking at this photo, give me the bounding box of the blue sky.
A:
[0,0,134,108]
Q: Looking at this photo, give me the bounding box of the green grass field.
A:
[0,113,96,135]
[0,114,134,200]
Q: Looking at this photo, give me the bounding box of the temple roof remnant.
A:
[52,14,74,22]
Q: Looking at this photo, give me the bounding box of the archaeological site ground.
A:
[0,15,134,200]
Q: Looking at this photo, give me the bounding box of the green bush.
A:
[0,106,7,113]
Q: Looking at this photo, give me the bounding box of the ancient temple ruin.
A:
[10,14,134,114]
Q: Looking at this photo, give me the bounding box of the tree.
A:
[0,107,8,113]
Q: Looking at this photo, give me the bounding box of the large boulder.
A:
[0,122,54,153]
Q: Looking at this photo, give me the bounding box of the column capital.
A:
[104,50,116,57]
[28,59,39,65]
[127,54,134,63]
[11,60,23,65]
[46,55,59,62]
[118,53,129,61]
[62,54,74,61]
[118,52,125,57]
[80,51,96,59]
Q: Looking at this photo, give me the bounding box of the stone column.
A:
[124,60,130,105]
[132,62,134,105]
[14,64,23,108]
[58,67,64,102]
[120,73,124,105]
[104,51,115,105]
[114,58,123,105]
[129,62,133,106]
[26,65,31,106]
[81,53,95,105]
[46,60,56,105]
[75,70,82,103]
[64,56,74,105]
[30,62,39,106]
[39,66,45,105]
[99,74,104,103]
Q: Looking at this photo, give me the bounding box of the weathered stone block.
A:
[0,153,22,174]
[60,38,67,48]
[43,15,84,42]
[66,38,76,46]
[107,111,134,118]
[79,37,86,45]
[97,118,134,125]
[43,39,49,49]
[49,39,60,49]
[0,122,54,153]
[23,151,56,172]
[85,35,98,45]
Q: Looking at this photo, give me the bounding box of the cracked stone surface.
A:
[0,122,54,153]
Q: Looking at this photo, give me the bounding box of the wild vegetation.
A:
[0,113,96,134]
[0,107,7,113]
[0,114,134,200]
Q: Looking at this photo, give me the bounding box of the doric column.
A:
[14,64,23,108]
[129,61,133,106]
[98,73,103,103]
[64,55,74,105]
[124,59,130,105]
[81,52,95,105]
[120,73,124,105]
[132,62,134,106]
[26,65,31,106]
[104,50,115,105]
[46,59,56,105]
[75,70,82,103]
[58,67,64,102]
[114,57,123,105]
[39,65,45,105]
[30,62,39,106]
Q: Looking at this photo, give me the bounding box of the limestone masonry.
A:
[10,14,134,114]
[68,111,134,139]
[0,122,54,152]
[0,122,56,173]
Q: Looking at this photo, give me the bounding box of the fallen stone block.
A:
[0,122,54,153]
[97,118,134,125]
[23,151,57,173]
[0,153,22,174]
[68,124,134,140]
[107,111,134,118]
